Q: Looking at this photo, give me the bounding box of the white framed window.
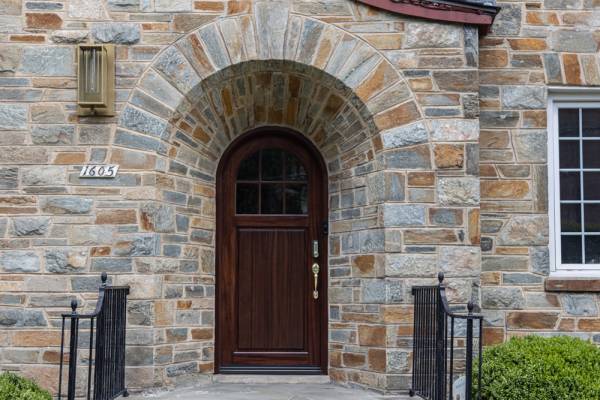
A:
[549,91,600,275]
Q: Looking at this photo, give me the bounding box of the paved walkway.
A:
[130,382,410,400]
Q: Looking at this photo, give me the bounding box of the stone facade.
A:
[0,0,596,396]
[479,0,600,347]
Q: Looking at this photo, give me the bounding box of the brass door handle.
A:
[312,263,320,299]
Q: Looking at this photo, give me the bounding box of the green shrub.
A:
[474,335,600,400]
[0,372,52,400]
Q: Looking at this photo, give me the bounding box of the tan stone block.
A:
[434,144,464,169]
[142,22,170,31]
[407,172,434,187]
[355,61,398,102]
[382,306,413,324]
[226,0,250,14]
[95,209,137,225]
[522,110,547,128]
[10,35,46,43]
[480,165,498,177]
[483,327,504,345]
[313,26,343,69]
[155,301,174,326]
[374,101,420,131]
[481,180,530,199]
[508,38,547,51]
[91,246,110,256]
[342,352,366,368]
[342,312,380,323]
[358,325,386,346]
[54,152,86,164]
[408,77,433,91]
[507,312,558,329]
[330,351,342,368]
[13,331,61,347]
[191,328,213,340]
[480,70,529,85]
[26,13,63,29]
[362,33,403,50]
[352,255,375,277]
[111,148,157,170]
[558,318,575,331]
[578,318,600,331]
[194,1,224,11]
[526,11,559,25]
[481,130,509,149]
[367,348,386,372]
[562,53,582,85]
[480,49,508,68]
[404,229,458,244]
[469,208,480,245]
[481,272,501,285]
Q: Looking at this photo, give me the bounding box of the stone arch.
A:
[112,6,428,390]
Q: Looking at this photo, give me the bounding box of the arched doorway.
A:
[216,128,328,374]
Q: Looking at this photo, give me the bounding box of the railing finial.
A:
[70,299,78,314]
[467,301,474,315]
[101,271,108,287]
[437,271,444,285]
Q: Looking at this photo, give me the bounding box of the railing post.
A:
[67,300,79,400]
[465,301,475,400]
[435,273,445,400]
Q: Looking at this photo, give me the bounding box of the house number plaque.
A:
[79,164,119,178]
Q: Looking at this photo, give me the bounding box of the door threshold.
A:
[213,374,330,384]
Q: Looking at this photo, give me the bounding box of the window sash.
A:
[550,101,600,271]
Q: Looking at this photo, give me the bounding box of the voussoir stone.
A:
[92,23,140,44]
[45,248,87,273]
[0,251,40,273]
[12,217,51,236]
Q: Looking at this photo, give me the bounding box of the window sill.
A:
[545,278,600,292]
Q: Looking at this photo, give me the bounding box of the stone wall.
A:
[480,0,600,345]
[0,0,481,395]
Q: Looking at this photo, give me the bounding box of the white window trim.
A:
[548,90,600,277]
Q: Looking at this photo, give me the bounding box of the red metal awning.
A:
[357,0,500,27]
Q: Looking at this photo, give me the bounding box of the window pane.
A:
[585,204,600,232]
[236,183,259,214]
[285,153,307,181]
[559,109,579,137]
[237,151,259,180]
[559,140,580,169]
[585,236,600,264]
[561,204,581,232]
[261,149,283,181]
[560,172,581,200]
[285,184,308,214]
[583,141,600,168]
[561,235,582,264]
[584,172,600,200]
[261,183,283,214]
[582,109,600,137]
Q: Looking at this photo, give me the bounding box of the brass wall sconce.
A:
[77,44,115,117]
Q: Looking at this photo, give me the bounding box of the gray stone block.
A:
[562,295,598,316]
[0,168,17,189]
[46,248,87,273]
[41,197,93,214]
[0,251,40,272]
[501,86,546,109]
[0,308,47,327]
[92,22,140,44]
[383,204,426,227]
[482,287,525,309]
[119,106,168,138]
[18,47,75,76]
[12,217,50,237]
[91,257,132,272]
[0,104,27,130]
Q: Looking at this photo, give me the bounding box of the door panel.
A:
[216,129,327,374]
[237,228,306,351]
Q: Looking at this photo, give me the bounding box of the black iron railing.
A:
[58,272,130,400]
[410,272,483,400]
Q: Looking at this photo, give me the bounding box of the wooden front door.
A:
[216,128,328,374]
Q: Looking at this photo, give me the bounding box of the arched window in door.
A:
[235,148,308,215]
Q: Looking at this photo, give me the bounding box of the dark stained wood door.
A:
[216,128,328,374]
